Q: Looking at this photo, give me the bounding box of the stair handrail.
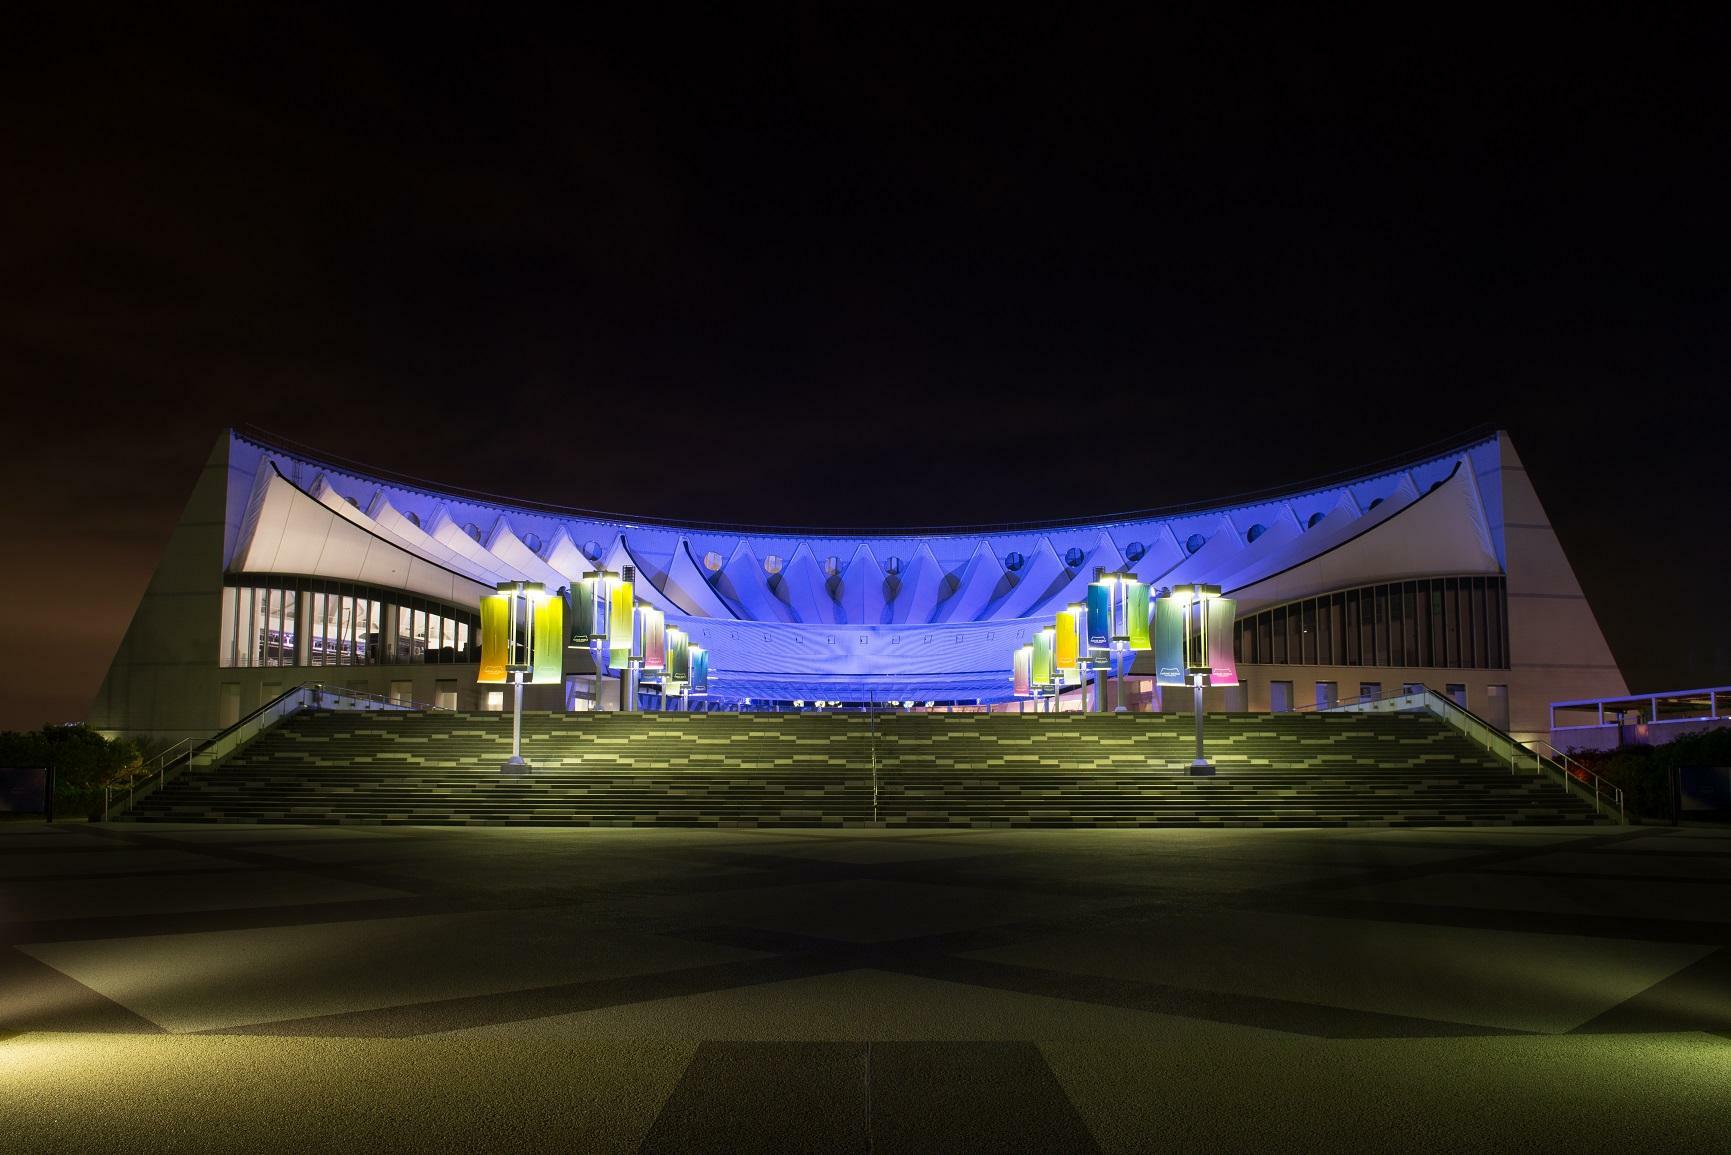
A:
[103,681,450,820]
[1316,684,1624,823]
[1526,736,1623,823]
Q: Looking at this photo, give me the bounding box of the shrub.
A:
[0,725,142,816]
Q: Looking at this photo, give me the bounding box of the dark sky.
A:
[3,9,1727,729]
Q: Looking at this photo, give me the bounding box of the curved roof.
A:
[224,428,1508,701]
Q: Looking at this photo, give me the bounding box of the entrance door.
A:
[1269,681,1294,713]
[1315,681,1338,710]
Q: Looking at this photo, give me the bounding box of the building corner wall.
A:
[88,431,249,742]
[1488,431,1627,741]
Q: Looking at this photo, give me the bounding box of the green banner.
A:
[1126,581,1151,650]
[570,577,598,643]
[1154,596,1187,687]
[531,593,563,685]
[1032,629,1055,686]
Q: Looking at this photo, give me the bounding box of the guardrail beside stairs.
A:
[102,683,446,821]
[1314,686,1624,822]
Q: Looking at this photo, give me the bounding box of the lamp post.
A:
[1012,642,1035,713]
[479,580,561,774]
[1159,583,1233,775]
[1089,571,1148,713]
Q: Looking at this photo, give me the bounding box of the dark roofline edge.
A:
[231,422,1502,540]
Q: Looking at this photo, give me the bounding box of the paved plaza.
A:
[3,821,1729,1151]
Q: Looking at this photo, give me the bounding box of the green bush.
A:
[0,725,142,816]
[1569,728,1731,821]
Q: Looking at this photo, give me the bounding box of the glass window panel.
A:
[1301,600,1316,665]
[1398,588,1412,668]
[1443,579,1460,667]
[1374,585,1390,666]
[1345,591,1361,665]
[457,620,469,660]
[413,610,428,663]
[1388,584,1403,666]
[1273,607,1287,663]
[1258,613,1273,664]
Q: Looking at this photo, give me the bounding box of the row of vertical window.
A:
[1233,576,1509,670]
[220,578,479,668]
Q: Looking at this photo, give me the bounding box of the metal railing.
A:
[102,682,447,820]
[1311,684,1625,822]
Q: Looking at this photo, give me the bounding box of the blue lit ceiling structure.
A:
[225,430,1506,703]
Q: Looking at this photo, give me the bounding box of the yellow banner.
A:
[607,578,634,670]
[1055,609,1080,670]
[478,594,509,684]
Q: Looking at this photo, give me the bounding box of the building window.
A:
[220,577,481,670]
[1232,576,1509,671]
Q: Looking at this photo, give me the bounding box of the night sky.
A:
[4,10,1727,730]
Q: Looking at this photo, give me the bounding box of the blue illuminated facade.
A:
[91,429,1625,743]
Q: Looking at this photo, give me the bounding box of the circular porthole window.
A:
[1185,533,1206,554]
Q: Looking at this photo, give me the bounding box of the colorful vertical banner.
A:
[1086,581,1112,648]
[570,577,598,643]
[1012,644,1033,697]
[638,606,666,672]
[1126,581,1151,650]
[1055,608,1080,671]
[606,578,634,670]
[1207,597,1239,687]
[531,593,563,684]
[668,628,691,683]
[690,647,709,694]
[478,593,509,684]
[1032,628,1055,686]
[1153,595,1187,686]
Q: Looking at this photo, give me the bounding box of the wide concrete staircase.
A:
[123,710,1607,828]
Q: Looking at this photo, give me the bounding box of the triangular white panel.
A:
[1018,530,1126,618]
[887,541,946,624]
[836,543,887,625]
[543,527,593,583]
[707,541,794,622]
[1211,505,1306,591]
[231,467,490,606]
[1150,517,1246,591]
[597,534,684,615]
[1127,525,1186,585]
[658,539,739,619]
[423,506,527,583]
[778,543,835,625]
[930,542,1009,623]
[484,517,571,590]
[990,537,1069,620]
[1230,461,1500,611]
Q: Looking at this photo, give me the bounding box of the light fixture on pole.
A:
[1033,626,1060,713]
[1012,642,1036,711]
[633,604,666,713]
[573,569,626,710]
[1059,601,1098,711]
[1155,583,1238,775]
[1090,571,1149,713]
[478,580,562,773]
